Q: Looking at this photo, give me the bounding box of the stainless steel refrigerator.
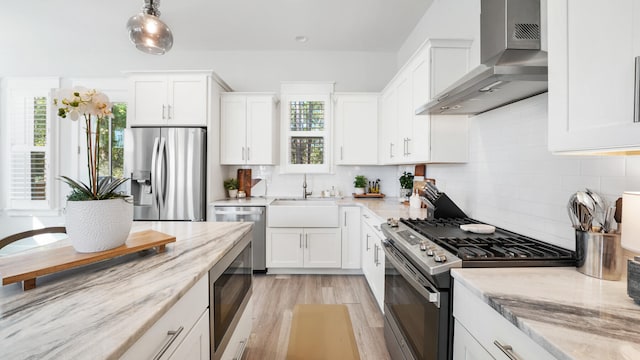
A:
[125,127,206,221]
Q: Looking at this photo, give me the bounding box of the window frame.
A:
[280,89,333,174]
[3,77,60,214]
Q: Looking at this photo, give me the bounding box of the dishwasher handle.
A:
[214,209,264,216]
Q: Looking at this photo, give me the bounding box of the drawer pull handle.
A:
[494,340,520,360]
[233,338,248,360]
[153,326,184,360]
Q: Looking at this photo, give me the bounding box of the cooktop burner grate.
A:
[400,218,575,262]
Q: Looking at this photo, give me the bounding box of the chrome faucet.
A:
[303,174,312,199]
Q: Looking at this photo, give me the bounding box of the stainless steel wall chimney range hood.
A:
[416,0,547,116]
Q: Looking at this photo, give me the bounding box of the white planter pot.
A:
[354,187,365,195]
[228,189,238,198]
[65,198,133,253]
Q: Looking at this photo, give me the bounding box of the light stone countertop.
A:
[451,267,640,360]
[210,196,429,220]
[0,221,252,360]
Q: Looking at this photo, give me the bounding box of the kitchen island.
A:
[0,221,252,360]
[451,267,640,360]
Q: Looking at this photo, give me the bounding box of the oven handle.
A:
[383,240,441,308]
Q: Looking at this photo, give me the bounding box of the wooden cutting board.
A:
[0,230,175,291]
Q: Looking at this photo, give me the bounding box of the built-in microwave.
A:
[209,231,253,360]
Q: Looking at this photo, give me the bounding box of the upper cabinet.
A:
[333,93,379,165]
[379,39,472,164]
[127,72,210,127]
[220,93,278,165]
[548,0,640,153]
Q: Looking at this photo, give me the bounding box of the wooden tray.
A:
[353,193,385,198]
[0,230,175,291]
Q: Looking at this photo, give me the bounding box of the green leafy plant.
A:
[53,87,129,200]
[224,178,239,190]
[399,171,414,189]
[353,175,367,188]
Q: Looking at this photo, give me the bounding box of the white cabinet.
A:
[220,93,278,165]
[361,210,385,312]
[548,0,640,153]
[266,227,342,268]
[334,93,379,165]
[340,206,361,269]
[453,279,556,360]
[121,276,209,360]
[127,72,210,126]
[379,39,471,164]
[170,309,210,360]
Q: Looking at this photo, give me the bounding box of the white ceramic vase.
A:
[228,189,238,198]
[65,198,133,253]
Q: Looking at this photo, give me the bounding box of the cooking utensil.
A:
[578,202,594,231]
[567,193,580,229]
[585,188,606,228]
[603,205,615,233]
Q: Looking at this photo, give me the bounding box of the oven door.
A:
[383,240,450,360]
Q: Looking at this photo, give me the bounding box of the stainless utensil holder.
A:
[575,230,623,280]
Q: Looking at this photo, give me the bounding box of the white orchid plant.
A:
[53,87,128,200]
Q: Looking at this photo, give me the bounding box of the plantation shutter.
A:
[6,78,59,210]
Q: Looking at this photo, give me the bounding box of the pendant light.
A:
[126,0,173,55]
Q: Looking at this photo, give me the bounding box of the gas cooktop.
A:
[381,217,576,278]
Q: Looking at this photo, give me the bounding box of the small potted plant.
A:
[353,175,367,195]
[399,171,414,201]
[224,178,239,198]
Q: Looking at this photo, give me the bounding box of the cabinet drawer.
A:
[453,281,556,360]
[121,276,209,360]
[220,297,253,360]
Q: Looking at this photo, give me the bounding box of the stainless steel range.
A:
[381,216,575,360]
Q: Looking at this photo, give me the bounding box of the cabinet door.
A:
[340,206,361,269]
[128,75,168,126]
[334,94,379,165]
[169,309,210,360]
[453,320,494,360]
[371,235,385,311]
[167,74,208,126]
[378,88,398,164]
[304,228,341,268]
[220,95,248,165]
[548,0,640,152]
[246,96,276,165]
[266,228,304,268]
[408,48,430,162]
[395,75,413,163]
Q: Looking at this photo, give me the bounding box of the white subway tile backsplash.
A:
[427,94,639,250]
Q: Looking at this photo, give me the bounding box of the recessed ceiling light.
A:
[295,36,308,43]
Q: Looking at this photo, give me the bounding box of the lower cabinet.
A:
[340,206,361,269]
[453,279,556,360]
[266,227,342,268]
[361,210,385,312]
[121,276,209,360]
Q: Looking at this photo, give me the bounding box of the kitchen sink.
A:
[268,199,339,227]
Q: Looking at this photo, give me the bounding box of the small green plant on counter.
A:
[353,175,367,188]
[399,171,414,189]
[224,178,238,190]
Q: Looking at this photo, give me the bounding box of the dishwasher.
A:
[213,206,266,272]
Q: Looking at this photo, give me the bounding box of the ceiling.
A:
[1,0,434,53]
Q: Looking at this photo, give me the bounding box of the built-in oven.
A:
[383,239,451,360]
[209,231,253,360]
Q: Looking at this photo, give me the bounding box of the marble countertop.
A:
[211,196,429,220]
[451,267,640,360]
[0,221,252,360]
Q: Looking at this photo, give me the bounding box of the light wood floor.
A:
[244,274,391,360]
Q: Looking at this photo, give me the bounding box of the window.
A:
[5,78,59,211]
[280,83,334,173]
[98,103,127,179]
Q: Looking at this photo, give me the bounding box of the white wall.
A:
[426,94,640,251]
[221,165,402,200]
[0,50,396,93]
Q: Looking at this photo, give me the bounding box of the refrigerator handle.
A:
[150,137,161,204]
[157,137,167,210]
[186,130,195,220]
